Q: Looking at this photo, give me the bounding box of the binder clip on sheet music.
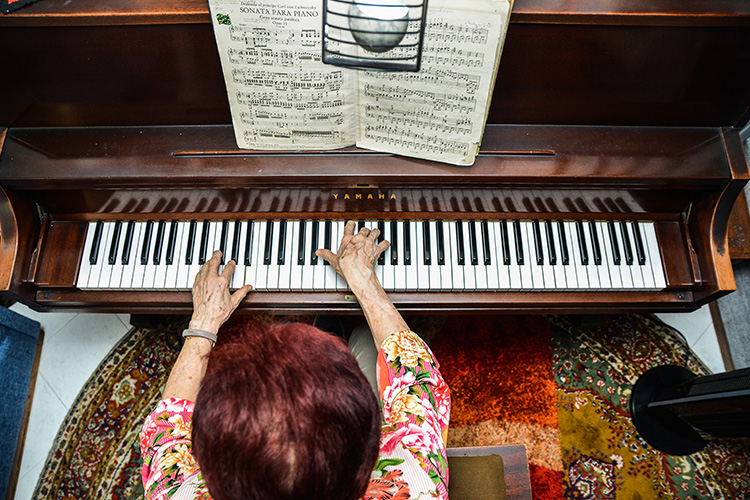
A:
[207,0,512,166]
[323,0,428,71]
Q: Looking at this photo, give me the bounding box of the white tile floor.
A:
[8,303,727,500]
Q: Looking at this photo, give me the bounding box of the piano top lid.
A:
[1,0,749,26]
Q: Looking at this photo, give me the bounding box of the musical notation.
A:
[363,124,471,158]
[364,104,473,135]
[231,69,343,92]
[228,47,322,66]
[426,21,489,44]
[229,27,319,47]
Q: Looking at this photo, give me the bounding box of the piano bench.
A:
[447,445,532,500]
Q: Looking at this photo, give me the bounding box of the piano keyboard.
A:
[76,219,667,292]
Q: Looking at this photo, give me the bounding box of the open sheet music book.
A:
[207,0,512,166]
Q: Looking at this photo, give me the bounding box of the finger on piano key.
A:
[230,220,248,290]
[335,221,349,291]
[108,221,127,288]
[593,222,613,289]
[168,221,188,290]
[599,221,623,289]
[323,221,340,291]
[640,221,665,289]
[565,221,588,289]
[628,221,657,290]
[287,220,302,291]
[121,221,144,289]
[77,221,98,288]
[505,220,522,289]
[322,220,333,266]
[524,221,545,289]
[221,220,236,277]
[91,221,114,289]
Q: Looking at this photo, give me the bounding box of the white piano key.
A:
[598,221,623,289]
[77,221,98,288]
[141,221,160,289]
[254,220,272,291]
[641,222,666,289]
[524,221,545,289]
[414,220,429,292]
[108,222,127,289]
[565,221,588,289]
[483,221,500,290]
[381,221,396,291]
[121,221,144,289]
[473,221,489,291]
[288,220,303,291]
[624,222,645,289]
[460,220,477,290]
[539,221,557,289]
[323,222,339,292]
[167,222,188,289]
[506,221,522,289]
[91,222,114,289]
[230,220,248,290]
[557,221,577,290]
[490,221,510,290]
[186,221,205,289]
[334,221,350,291]
[308,220,325,292]
[245,220,263,290]
[152,221,170,290]
[266,220,283,292]
[427,220,442,291]
[549,221,567,290]
[514,222,532,289]
[580,221,600,289]
[436,221,453,291]
[404,221,418,292]
[593,222,612,289]
[277,220,294,292]
[219,220,234,275]
[445,220,463,291]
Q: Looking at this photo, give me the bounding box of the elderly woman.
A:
[140,221,451,500]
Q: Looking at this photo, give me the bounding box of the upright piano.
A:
[1,0,749,314]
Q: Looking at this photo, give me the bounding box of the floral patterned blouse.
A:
[141,330,451,500]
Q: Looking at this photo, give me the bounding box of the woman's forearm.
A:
[354,276,409,348]
[162,337,213,401]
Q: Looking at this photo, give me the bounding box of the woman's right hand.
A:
[315,220,390,296]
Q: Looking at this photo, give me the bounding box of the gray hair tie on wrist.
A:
[182,328,217,346]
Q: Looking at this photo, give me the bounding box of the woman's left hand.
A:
[189,250,253,334]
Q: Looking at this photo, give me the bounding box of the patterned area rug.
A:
[34,314,750,499]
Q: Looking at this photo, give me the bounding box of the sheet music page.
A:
[207,0,358,149]
[356,0,510,166]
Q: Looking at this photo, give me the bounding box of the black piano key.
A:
[390,220,398,265]
[219,220,229,264]
[121,221,135,265]
[545,220,556,265]
[377,220,385,266]
[481,220,491,265]
[89,221,104,265]
[422,221,431,265]
[244,221,254,266]
[323,220,332,265]
[231,221,241,263]
[358,220,366,232]
[108,221,122,265]
[153,220,166,265]
[575,220,589,265]
[632,221,647,265]
[588,222,602,265]
[310,220,319,265]
[277,220,287,265]
[186,220,197,265]
[558,221,569,266]
[532,220,544,265]
[141,220,154,265]
[468,220,478,265]
[166,221,178,265]
[500,220,510,265]
[607,221,621,265]
[404,221,412,265]
[455,220,465,266]
[263,221,274,265]
[199,220,211,265]
[621,221,634,265]
[298,220,307,265]
[436,220,445,265]
[513,220,524,265]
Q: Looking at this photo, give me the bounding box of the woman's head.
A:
[192,320,381,500]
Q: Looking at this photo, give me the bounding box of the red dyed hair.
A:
[193,320,381,500]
